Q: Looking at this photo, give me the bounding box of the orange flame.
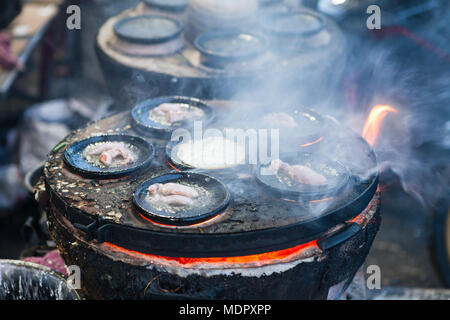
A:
[362,105,398,146]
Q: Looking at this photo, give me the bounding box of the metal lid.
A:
[114,15,183,44]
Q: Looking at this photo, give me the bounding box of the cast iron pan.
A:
[131,96,216,139]
[64,134,155,179]
[113,15,183,44]
[255,152,349,201]
[134,172,231,226]
[194,31,268,65]
[262,11,326,37]
[24,161,45,195]
[143,0,189,12]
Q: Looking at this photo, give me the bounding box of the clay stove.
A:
[43,102,381,300]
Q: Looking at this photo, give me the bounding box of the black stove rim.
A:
[113,14,184,45]
[133,172,231,226]
[63,134,155,179]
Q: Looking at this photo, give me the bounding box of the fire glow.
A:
[362,105,398,146]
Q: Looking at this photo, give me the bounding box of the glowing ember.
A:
[362,105,398,146]
[104,240,319,268]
